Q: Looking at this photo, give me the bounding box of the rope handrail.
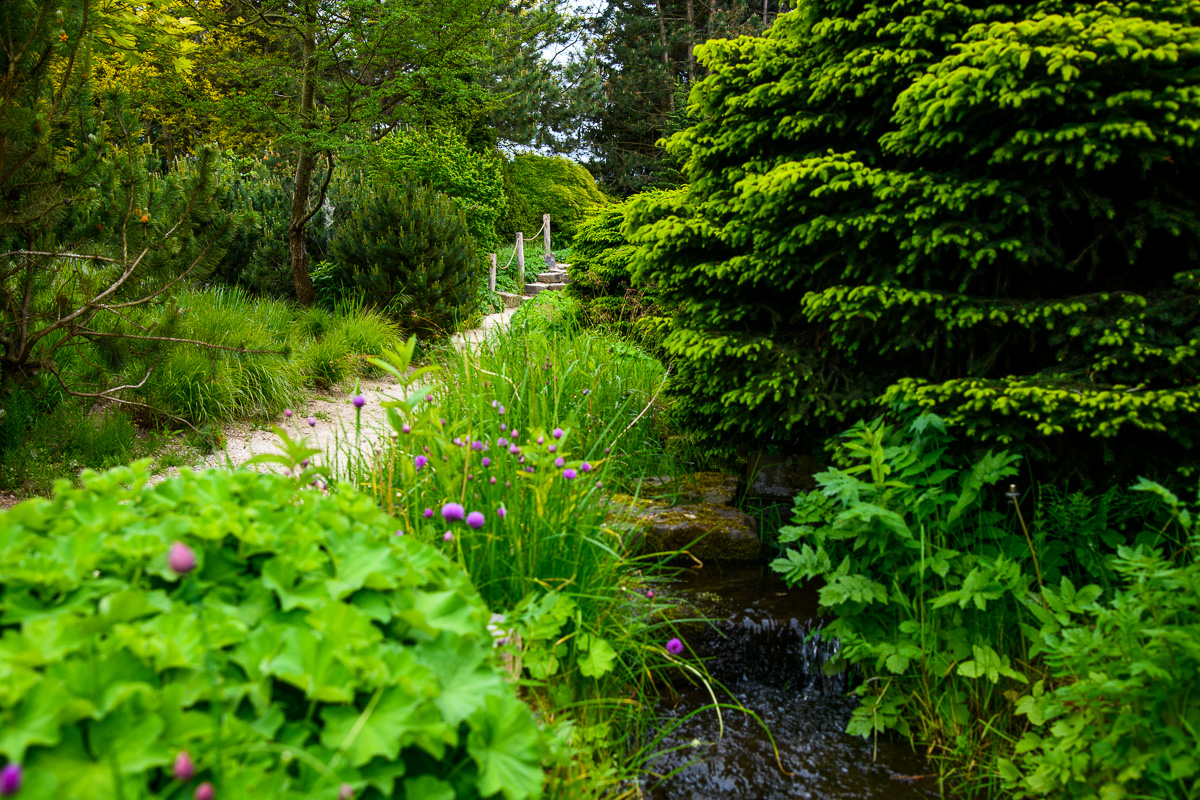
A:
[494,218,550,271]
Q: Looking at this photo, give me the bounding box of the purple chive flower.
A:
[496,507,507,518]
[168,541,196,575]
[442,503,465,522]
[440,418,446,427]
[453,437,462,446]
[339,784,355,800]
[563,468,577,479]
[596,481,603,488]
[666,638,684,655]
[301,458,309,468]
[553,428,564,439]
[195,783,215,800]
[472,440,484,451]
[353,394,366,409]
[581,462,592,473]
[401,423,411,434]
[499,423,507,432]
[491,400,498,408]
[498,405,506,416]
[423,508,434,518]
[426,394,435,403]
[414,455,428,470]
[537,436,544,445]
[284,408,293,418]
[605,447,611,454]
[467,474,474,481]
[443,531,455,542]
[489,477,496,484]
[482,457,491,467]
[307,416,317,427]
[548,444,557,453]
[498,438,508,447]
[518,455,525,463]
[583,389,589,396]
[511,430,519,439]
[509,444,520,455]
[424,445,430,453]
[395,529,405,536]
[554,457,565,467]
[1,764,23,796]
[466,511,485,529]
[173,751,196,781]
[646,589,656,600]
[526,466,535,473]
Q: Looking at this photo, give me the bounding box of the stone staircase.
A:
[496,263,572,309]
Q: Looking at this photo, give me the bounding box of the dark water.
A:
[646,565,946,800]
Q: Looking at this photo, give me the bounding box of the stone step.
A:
[524,282,569,296]
[496,291,529,308]
[537,270,571,283]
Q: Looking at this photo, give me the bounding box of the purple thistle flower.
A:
[489,477,496,484]
[482,457,491,467]
[537,435,544,445]
[173,751,196,781]
[168,541,196,575]
[466,511,485,529]
[414,455,428,470]
[646,589,656,600]
[284,408,293,418]
[353,394,366,409]
[442,503,465,522]
[1,764,23,796]
[563,468,577,479]
[443,531,455,542]
[339,784,355,800]
[423,508,434,518]
[553,427,564,439]
[548,444,557,453]
[402,423,411,434]
[666,638,684,655]
[307,416,317,427]
[496,507,507,518]
[195,783,215,800]
[554,457,565,468]
[581,462,592,473]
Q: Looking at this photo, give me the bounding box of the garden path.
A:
[155,307,518,481]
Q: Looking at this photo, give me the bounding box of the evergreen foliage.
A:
[498,155,609,244]
[329,179,479,335]
[366,128,506,255]
[629,0,1200,481]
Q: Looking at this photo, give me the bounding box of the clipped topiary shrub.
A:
[629,0,1200,482]
[499,156,608,245]
[330,178,479,335]
[0,463,548,800]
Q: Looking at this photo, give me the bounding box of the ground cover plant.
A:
[627,0,1200,481]
[771,412,1196,796]
[0,462,550,800]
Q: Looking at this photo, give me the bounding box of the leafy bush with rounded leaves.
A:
[330,178,479,335]
[499,156,608,244]
[0,463,548,800]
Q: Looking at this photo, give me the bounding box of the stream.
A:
[646,564,946,799]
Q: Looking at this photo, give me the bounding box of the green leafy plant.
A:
[498,155,608,245]
[329,178,480,335]
[628,0,1200,481]
[0,461,550,800]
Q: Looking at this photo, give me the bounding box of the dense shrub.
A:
[498,155,608,245]
[0,463,549,800]
[510,291,583,336]
[629,0,1200,481]
[329,178,479,335]
[366,128,506,254]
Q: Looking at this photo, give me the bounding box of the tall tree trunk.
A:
[763,0,769,26]
[655,0,674,113]
[288,0,317,306]
[686,0,695,82]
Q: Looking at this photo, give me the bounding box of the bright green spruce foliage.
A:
[628,0,1200,476]
[330,178,479,334]
[0,464,548,800]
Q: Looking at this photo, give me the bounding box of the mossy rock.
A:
[635,502,760,561]
[642,471,739,506]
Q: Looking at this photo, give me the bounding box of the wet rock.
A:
[746,454,820,502]
[637,503,760,560]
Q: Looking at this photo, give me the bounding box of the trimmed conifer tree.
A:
[629,0,1200,481]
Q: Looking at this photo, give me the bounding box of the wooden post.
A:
[489,253,497,292]
[516,232,525,288]
[543,214,552,254]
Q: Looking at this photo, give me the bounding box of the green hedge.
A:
[628,0,1200,480]
[0,464,548,800]
[498,156,608,245]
